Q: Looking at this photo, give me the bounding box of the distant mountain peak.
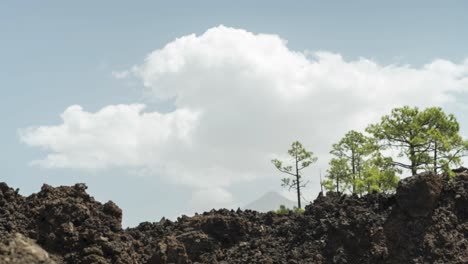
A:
[243,191,296,212]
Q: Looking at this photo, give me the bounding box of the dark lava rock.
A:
[0,171,467,263]
[452,166,468,173]
[145,236,191,264]
[396,172,443,217]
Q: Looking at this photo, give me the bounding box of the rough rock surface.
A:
[0,171,467,263]
[0,233,56,264]
[396,172,443,217]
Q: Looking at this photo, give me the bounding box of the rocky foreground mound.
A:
[0,171,467,264]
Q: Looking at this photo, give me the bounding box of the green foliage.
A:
[323,157,350,193]
[326,130,400,195]
[275,204,304,214]
[327,130,378,194]
[366,106,468,175]
[273,106,465,200]
[371,153,400,192]
[271,141,318,209]
[422,107,468,174]
[294,207,305,213]
[361,153,400,194]
[275,204,289,214]
[321,179,336,193]
[366,106,427,175]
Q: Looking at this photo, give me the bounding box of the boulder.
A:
[0,233,56,264]
[396,172,443,217]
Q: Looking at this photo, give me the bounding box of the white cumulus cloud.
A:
[20,104,199,169]
[20,25,468,208]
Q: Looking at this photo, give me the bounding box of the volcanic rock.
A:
[0,171,467,263]
[396,172,443,217]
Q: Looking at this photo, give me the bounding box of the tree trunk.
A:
[410,146,417,175]
[351,150,356,193]
[319,170,324,193]
[295,155,301,209]
[433,142,438,174]
[336,175,339,193]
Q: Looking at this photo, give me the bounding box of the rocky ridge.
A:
[0,170,467,263]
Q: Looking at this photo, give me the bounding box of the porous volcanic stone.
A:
[396,172,443,217]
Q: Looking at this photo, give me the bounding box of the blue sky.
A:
[1,1,468,226]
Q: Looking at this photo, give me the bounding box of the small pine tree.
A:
[272,141,317,209]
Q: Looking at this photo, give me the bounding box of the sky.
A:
[1,1,468,227]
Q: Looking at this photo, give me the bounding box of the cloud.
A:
[20,104,199,169]
[20,25,468,208]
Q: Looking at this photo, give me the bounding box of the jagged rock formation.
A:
[0,171,467,263]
